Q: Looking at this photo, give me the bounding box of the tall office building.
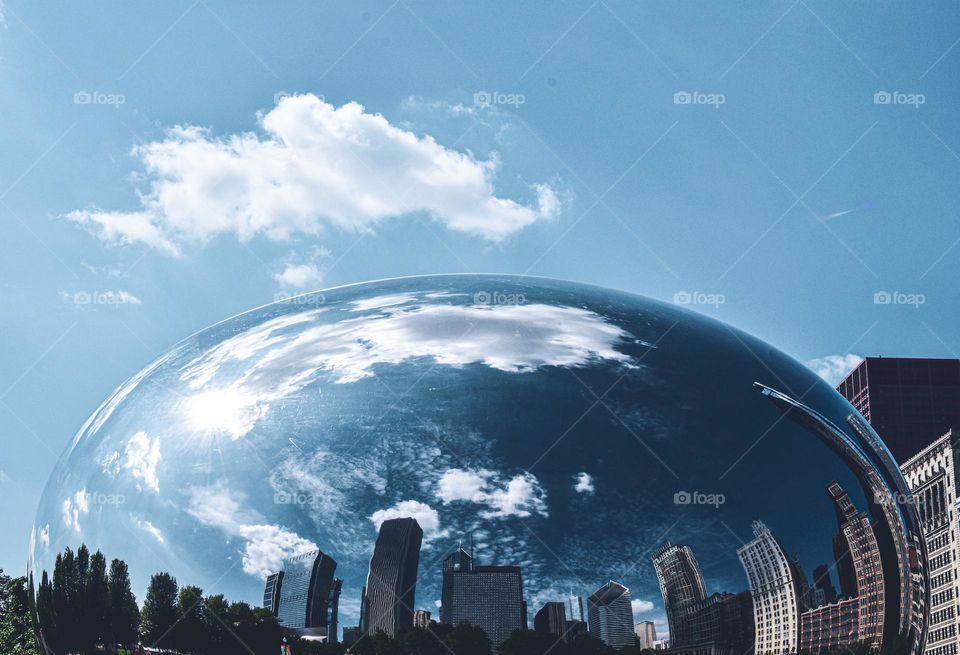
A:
[567,594,585,623]
[902,431,960,655]
[440,548,526,651]
[414,609,432,628]
[635,620,657,649]
[652,543,707,647]
[836,357,960,462]
[277,549,339,640]
[587,581,635,650]
[362,517,423,637]
[534,602,567,640]
[811,564,838,604]
[828,481,885,647]
[263,571,283,615]
[737,520,800,655]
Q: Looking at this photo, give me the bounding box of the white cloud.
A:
[185,483,316,579]
[178,298,632,438]
[369,500,447,544]
[573,472,595,495]
[137,518,166,544]
[62,489,89,532]
[0,469,11,484]
[436,468,548,519]
[632,599,655,615]
[805,354,862,386]
[274,262,325,289]
[123,431,161,492]
[66,94,560,255]
[38,524,50,550]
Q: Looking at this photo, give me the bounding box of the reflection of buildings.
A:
[263,571,283,616]
[738,520,800,655]
[653,544,707,647]
[902,431,960,655]
[275,549,340,641]
[361,517,423,637]
[635,620,657,650]
[828,481,885,647]
[587,581,635,650]
[414,609,432,628]
[798,482,885,653]
[534,602,567,640]
[812,564,838,604]
[837,357,960,463]
[756,382,926,654]
[440,547,526,651]
[654,543,754,655]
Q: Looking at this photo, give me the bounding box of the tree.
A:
[140,572,178,646]
[501,629,569,655]
[202,594,231,655]
[107,558,139,646]
[35,570,56,654]
[0,570,41,655]
[85,551,109,649]
[172,585,205,653]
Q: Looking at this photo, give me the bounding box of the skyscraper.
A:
[277,549,339,640]
[652,543,707,647]
[827,481,885,648]
[362,517,423,637]
[263,571,283,615]
[440,548,526,651]
[737,520,800,655]
[534,602,567,640]
[635,620,657,649]
[811,564,838,604]
[836,357,960,462]
[901,431,960,655]
[587,581,634,650]
[566,593,585,623]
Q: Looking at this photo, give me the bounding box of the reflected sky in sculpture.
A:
[30,275,923,642]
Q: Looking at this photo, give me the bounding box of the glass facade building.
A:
[263,571,283,615]
[362,517,423,637]
[277,548,338,639]
[587,581,634,650]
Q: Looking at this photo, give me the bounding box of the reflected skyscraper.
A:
[277,549,339,640]
[263,571,283,616]
[534,602,567,640]
[738,521,800,655]
[362,517,423,637]
[653,543,707,647]
[587,581,634,650]
[440,547,525,651]
[635,620,657,649]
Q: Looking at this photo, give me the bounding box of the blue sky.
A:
[1,0,958,611]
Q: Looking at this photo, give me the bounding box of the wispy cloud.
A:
[805,353,862,386]
[66,94,560,255]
